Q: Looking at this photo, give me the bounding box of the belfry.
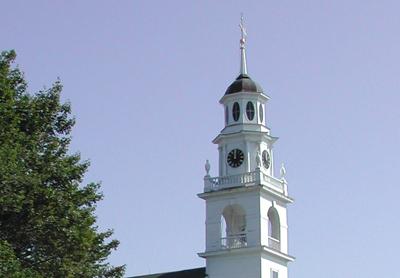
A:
[198,16,295,278]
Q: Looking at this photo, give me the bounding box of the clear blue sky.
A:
[2,1,400,277]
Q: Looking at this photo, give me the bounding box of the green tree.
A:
[0,240,41,278]
[0,50,125,277]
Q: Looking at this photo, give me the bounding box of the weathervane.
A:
[239,13,248,75]
[239,14,247,49]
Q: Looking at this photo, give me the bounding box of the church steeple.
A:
[198,16,295,278]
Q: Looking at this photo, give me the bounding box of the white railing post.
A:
[203,175,212,192]
[282,178,288,196]
[255,167,262,185]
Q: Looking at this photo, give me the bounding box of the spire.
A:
[239,14,248,75]
[225,14,264,95]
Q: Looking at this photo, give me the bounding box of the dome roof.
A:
[225,74,263,95]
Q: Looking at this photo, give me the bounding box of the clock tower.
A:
[198,17,295,278]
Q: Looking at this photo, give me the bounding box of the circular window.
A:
[259,104,264,122]
[225,106,229,124]
[232,102,240,121]
[246,101,255,121]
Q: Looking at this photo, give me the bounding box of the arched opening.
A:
[267,206,281,250]
[221,204,247,249]
[220,214,227,239]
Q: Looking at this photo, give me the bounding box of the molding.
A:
[213,130,278,145]
[198,245,295,263]
[262,245,295,263]
[219,91,270,104]
[260,185,294,204]
[198,246,261,258]
[198,184,259,200]
[198,184,294,204]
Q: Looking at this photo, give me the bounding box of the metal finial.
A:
[256,147,261,168]
[239,14,248,75]
[205,160,211,176]
[280,163,287,179]
[239,14,247,48]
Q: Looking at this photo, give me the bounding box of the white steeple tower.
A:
[198,17,295,278]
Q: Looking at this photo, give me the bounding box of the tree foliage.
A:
[0,50,125,277]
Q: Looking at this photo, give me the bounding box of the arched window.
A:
[267,206,281,250]
[221,204,247,249]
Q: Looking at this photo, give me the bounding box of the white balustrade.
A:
[204,169,285,194]
[205,171,258,191]
[268,236,281,251]
[221,234,247,249]
[262,173,284,192]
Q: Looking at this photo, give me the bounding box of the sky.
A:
[2,1,400,277]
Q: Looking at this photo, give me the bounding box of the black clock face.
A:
[262,150,270,169]
[227,149,244,168]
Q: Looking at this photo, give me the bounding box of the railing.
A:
[262,173,284,192]
[221,234,247,249]
[268,236,281,251]
[204,169,286,195]
[205,171,257,191]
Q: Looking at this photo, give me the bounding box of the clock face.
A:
[227,149,244,168]
[262,150,270,169]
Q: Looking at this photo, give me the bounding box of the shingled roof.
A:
[128,267,206,278]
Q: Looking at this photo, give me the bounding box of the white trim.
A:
[198,245,295,263]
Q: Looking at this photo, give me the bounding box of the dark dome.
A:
[225,74,263,95]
